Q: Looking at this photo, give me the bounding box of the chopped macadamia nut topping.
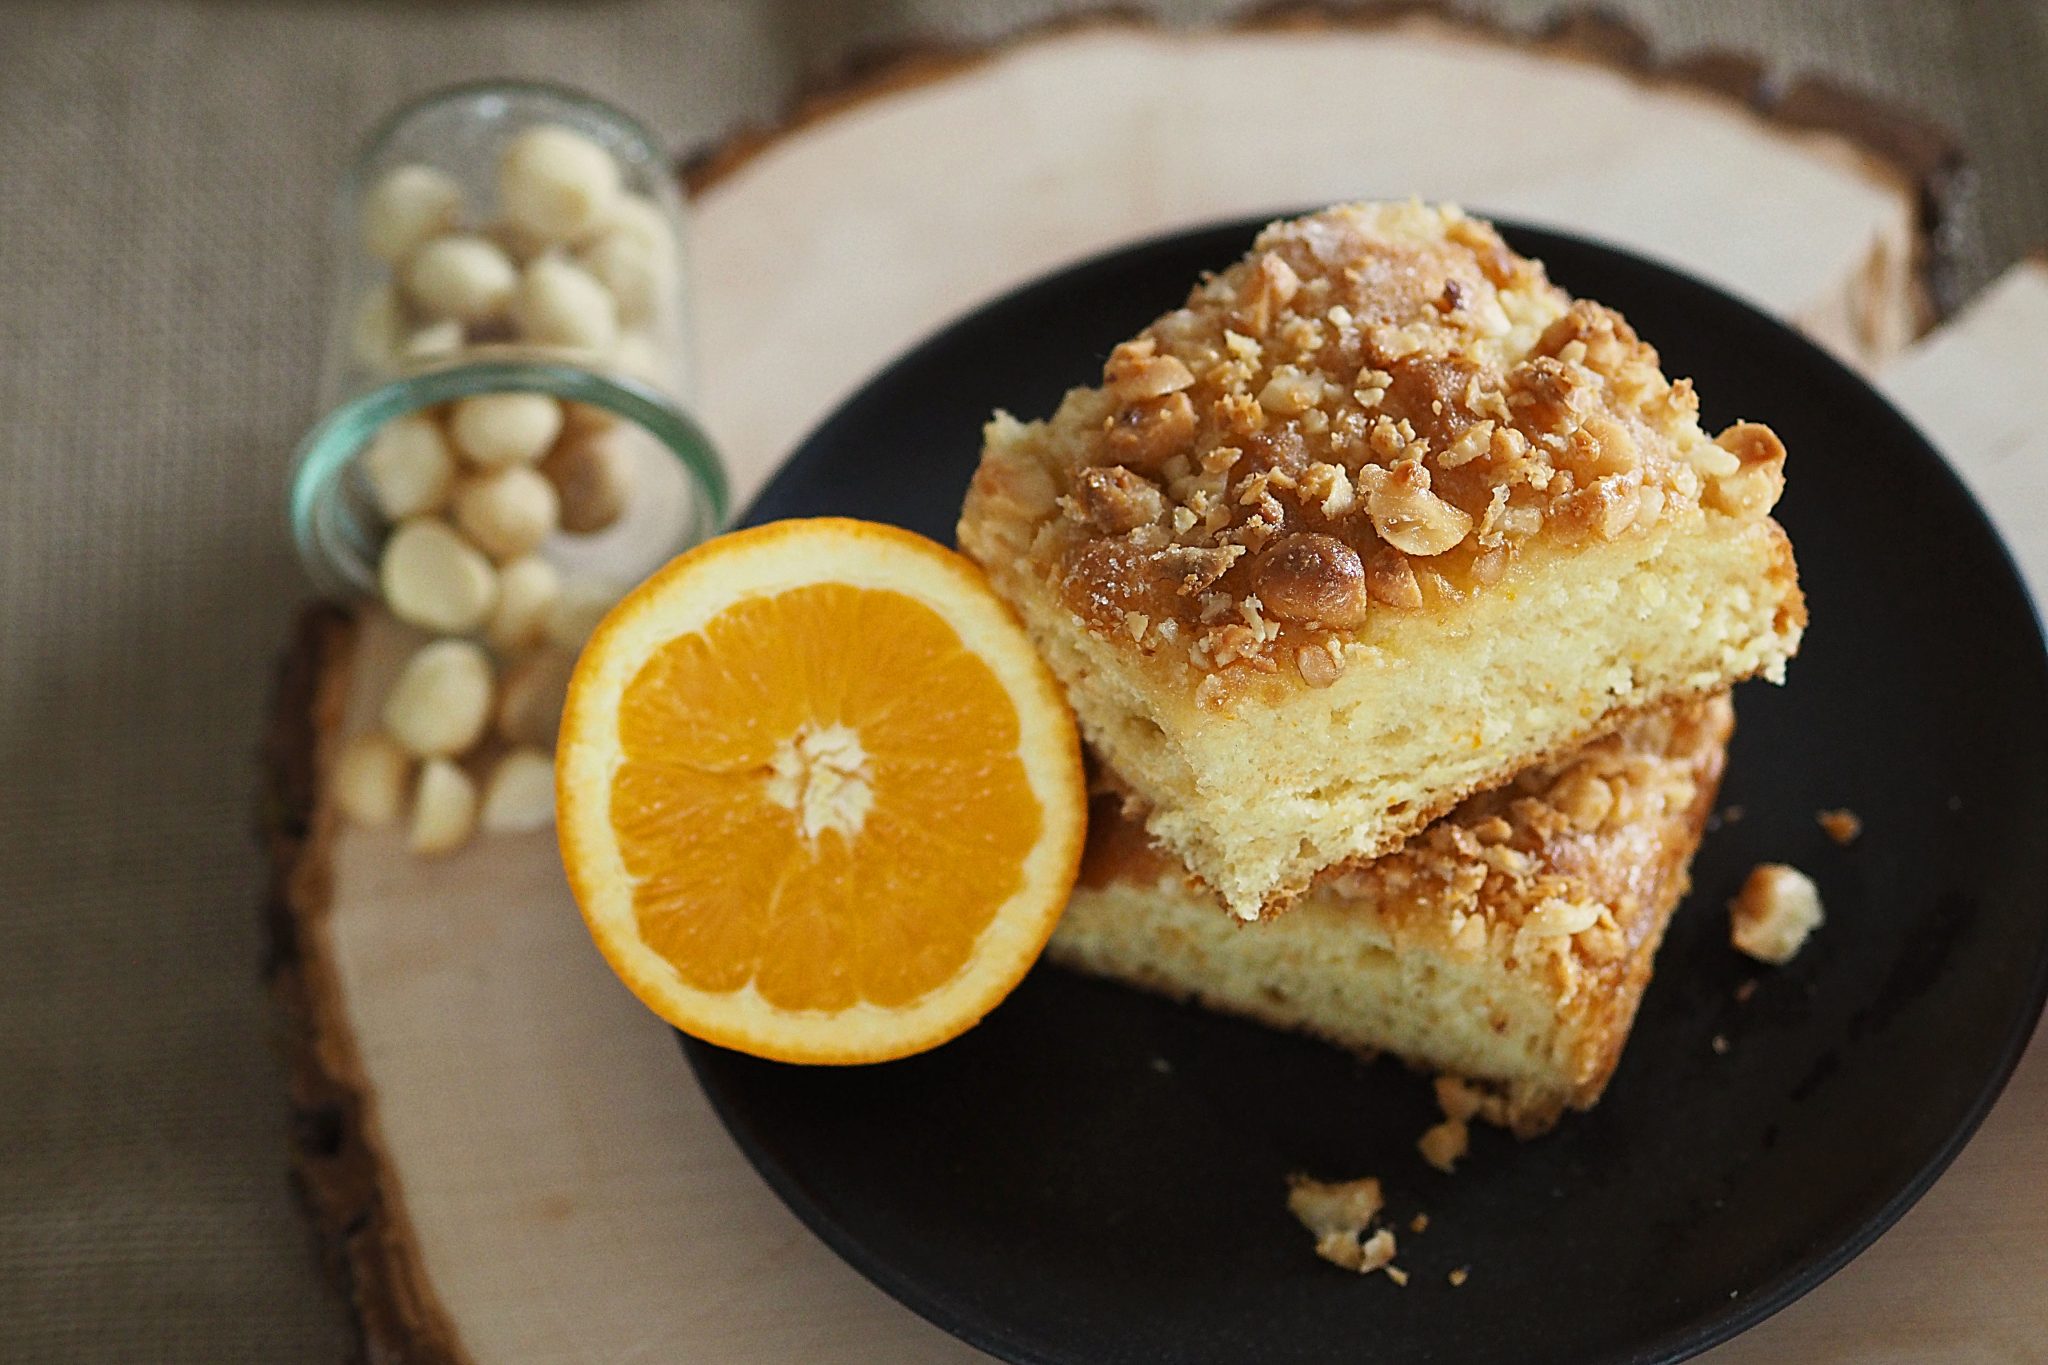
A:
[1730,863,1824,964]
[997,202,1787,679]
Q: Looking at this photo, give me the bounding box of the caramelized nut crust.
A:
[966,202,1793,681]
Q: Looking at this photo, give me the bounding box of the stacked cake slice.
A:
[958,203,1802,1126]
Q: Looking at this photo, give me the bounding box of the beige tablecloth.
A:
[1,1,2042,1359]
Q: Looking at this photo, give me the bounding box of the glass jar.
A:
[290,80,726,601]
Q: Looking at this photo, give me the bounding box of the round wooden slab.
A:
[268,13,2042,1364]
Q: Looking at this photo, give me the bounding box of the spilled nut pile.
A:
[329,123,683,856]
[331,393,629,855]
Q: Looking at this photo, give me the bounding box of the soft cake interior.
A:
[1049,695,1733,1133]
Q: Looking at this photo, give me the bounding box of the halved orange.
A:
[556,518,1086,1063]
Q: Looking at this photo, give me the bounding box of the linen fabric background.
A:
[2,0,2042,1358]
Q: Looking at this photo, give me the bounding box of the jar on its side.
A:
[291,80,726,601]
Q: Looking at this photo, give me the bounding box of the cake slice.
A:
[958,202,1801,918]
[1048,695,1733,1135]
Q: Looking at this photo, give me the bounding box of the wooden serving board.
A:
[266,13,2048,1363]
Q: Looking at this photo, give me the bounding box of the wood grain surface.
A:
[263,14,2043,1363]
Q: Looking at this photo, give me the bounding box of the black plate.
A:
[685,219,2048,1364]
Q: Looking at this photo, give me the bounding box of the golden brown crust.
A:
[960,202,1796,694]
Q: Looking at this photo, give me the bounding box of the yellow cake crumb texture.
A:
[1052,696,1735,1132]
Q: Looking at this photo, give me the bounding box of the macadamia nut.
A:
[362,163,464,263]
[598,193,678,271]
[453,466,560,561]
[379,517,499,634]
[486,555,562,652]
[331,731,412,827]
[405,233,518,323]
[576,230,663,325]
[409,757,479,856]
[539,424,634,533]
[449,392,563,467]
[479,746,557,833]
[496,650,575,747]
[383,639,495,758]
[512,255,619,352]
[498,125,621,243]
[485,217,553,266]
[362,413,456,520]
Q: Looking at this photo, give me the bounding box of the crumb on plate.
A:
[1729,862,1824,964]
[1286,1174,1403,1276]
[1418,1118,1470,1173]
[1817,807,1862,845]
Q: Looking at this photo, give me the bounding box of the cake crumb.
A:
[1817,808,1862,845]
[1385,1264,1410,1287]
[1711,1033,1731,1055]
[1734,978,1758,1005]
[1449,1267,1470,1287]
[1286,1175,1403,1276]
[1730,863,1824,964]
[1409,1212,1430,1234]
[1720,804,1746,824]
[1418,1119,1470,1173]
